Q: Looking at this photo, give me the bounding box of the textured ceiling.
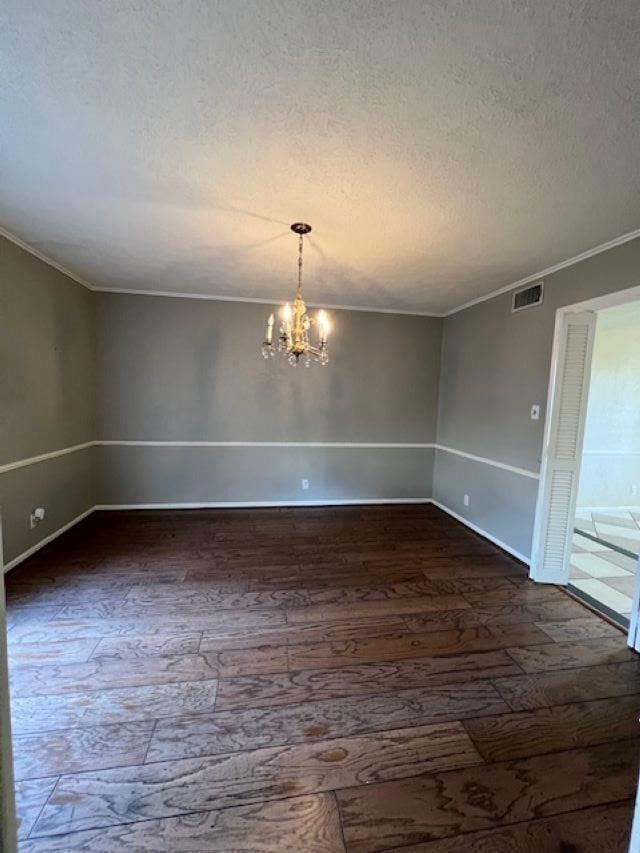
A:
[1,1,640,314]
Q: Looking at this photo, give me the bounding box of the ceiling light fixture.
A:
[262,223,330,366]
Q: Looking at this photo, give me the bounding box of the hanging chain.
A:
[297,233,303,295]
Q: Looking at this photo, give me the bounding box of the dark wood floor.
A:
[4,505,639,851]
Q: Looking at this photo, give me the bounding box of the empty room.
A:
[2,2,640,851]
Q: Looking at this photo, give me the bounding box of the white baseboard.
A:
[4,497,530,574]
[431,499,531,566]
[3,507,96,574]
[3,499,432,572]
[94,498,433,510]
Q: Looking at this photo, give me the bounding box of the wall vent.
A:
[512,281,544,313]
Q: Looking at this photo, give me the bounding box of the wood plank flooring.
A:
[4,504,638,851]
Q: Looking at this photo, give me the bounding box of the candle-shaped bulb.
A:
[281,303,292,321]
[317,310,330,343]
[266,313,274,344]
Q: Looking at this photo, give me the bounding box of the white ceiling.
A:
[2,1,640,315]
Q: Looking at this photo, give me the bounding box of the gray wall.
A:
[0,237,97,565]
[432,450,539,560]
[95,293,441,504]
[2,241,440,566]
[435,235,640,560]
[8,225,640,568]
[97,445,434,506]
[96,294,441,443]
[0,450,96,566]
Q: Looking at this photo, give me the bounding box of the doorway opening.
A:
[568,300,640,627]
[531,284,640,638]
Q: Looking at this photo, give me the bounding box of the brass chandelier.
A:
[261,223,330,366]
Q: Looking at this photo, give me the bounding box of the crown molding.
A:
[0,226,97,291]
[1,225,442,316]
[4,223,640,319]
[445,226,640,316]
[90,286,444,317]
[0,226,441,316]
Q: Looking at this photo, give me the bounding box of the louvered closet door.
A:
[531,312,596,584]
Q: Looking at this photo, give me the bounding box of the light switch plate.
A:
[530,404,540,420]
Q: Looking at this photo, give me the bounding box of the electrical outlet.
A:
[530,404,540,420]
[463,494,470,507]
[301,479,310,490]
[30,507,45,529]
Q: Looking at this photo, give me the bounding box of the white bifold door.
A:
[531,308,640,658]
[531,310,597,585]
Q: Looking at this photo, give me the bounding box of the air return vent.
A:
[512,281,544,313]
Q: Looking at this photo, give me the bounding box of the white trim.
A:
[95,498,432,511]
[2,439,547,481]
[299,301,440,317]
[4,223,640,318]
[0,227,95,291]
[4,500,432,572]
[446,228,640,316]
[4,498,536,576]
[0,442,94,475]
[96,440,435,449]
[93,286,443,318]
[92,288,292,305]
[0,226,440,316]
[0,441,437,475]
[431,499,530,565]
[435,444,540,480]
[561,282,640,315]
[3,507,95,574]
[532,282,640,594]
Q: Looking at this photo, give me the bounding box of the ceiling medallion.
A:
[262,223,330,366]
